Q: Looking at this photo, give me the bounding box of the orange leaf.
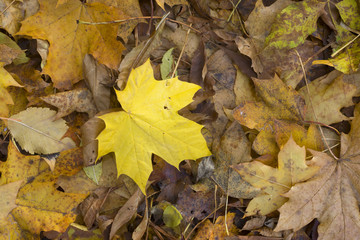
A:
[17,0,127,89]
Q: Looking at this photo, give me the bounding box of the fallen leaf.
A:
[233,136,319,216]
[336,0,360,31]
[163,204,183,228]
[0,64,22,117]
[275,104,360,240]
[193,212,238,240]
[233,74,305,131]
[17,0,127,89]
[110,188,144,239]
[329,40,360,74]
[83,162,102,185]
[41,88,98,119]
[97,59,211,193]
[212,121,259,199]
[0,141,88,236]
[8,107,75,154]
[0,180,22,220]
[83,54,115,112]
[299,70,359,125]
[265,0,325,49]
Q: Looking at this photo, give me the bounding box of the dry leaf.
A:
[41,88,98,119]
[8,107,75,154]
[275,104,360,240]
[17,0,127,89]
[233,137,319,216]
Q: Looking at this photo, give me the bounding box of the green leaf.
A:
[163,205,183,228]
[83,162,102,185]
[160,48,175,80]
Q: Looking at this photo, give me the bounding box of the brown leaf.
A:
[110,188,144,239]
[275,104,360,239]
[83,54,115,112]
[41,88,97,119]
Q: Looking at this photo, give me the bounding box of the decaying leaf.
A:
[299,70,360,125]
[41,88,98,119]
[233,137,319,216]
[233,74,305,131]
[97,59,211,193]
[17,0,127,89]
[193,212,237,240]
[0,180,22,220]
[265,0,325,49]
[8,107,75,154]
[275,104,360,240]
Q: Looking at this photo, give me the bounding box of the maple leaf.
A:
[233,74,305,131]
[299,71,359,125]
[0,64,22,117]
[233,137,319,216]
[96,59,211,193]
[17,0,127,90]
[275,104,360,240]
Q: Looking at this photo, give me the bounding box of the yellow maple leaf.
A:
[233,136,319,216]
[96,59,211,193]
[17,0,127,90]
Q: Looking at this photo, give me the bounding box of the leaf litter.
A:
[0,0,359,239]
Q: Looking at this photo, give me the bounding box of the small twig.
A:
[331,33,360,57]
[227,0,242,22]
[170,23,192,79]
[224,191,229,235]
[1,0,16,15]
[294,50,339,160]
[78,16,201,34]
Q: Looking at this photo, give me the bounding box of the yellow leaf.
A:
[0,141,88,236]
[17,0,126,89]
[233,74,305,131]
[233,136,319,216]
[0,64,22,117]
[96,59,211,194]
[8,107,75,154]
[155,0,165,10]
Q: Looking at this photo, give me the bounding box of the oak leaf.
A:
[233,137,319,216]
[96,59,211,194]
[275,104,360,240]
[17,0,127,89]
